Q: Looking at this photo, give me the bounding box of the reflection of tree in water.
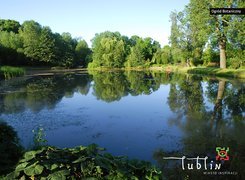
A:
[168,75,205,115]
[91,71,128,102]
[0,121,23,175]
[0,71,171,113]
[126,71,171,96]
[155,76,245,179]
[90,71,168,102]
[0,74,92,114]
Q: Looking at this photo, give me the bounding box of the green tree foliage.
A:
[98,37,125,67]
[152,45,171,65]
[90,32,160,68]
[187,0,211,65]
[90,31,127,68]
[125,37,160,67]
[202,45,219,66]
[36,27,56,63]
[0,13,243,69]
[0,19,20,33]
[0,19,91,67]
[0,31,25,65]
[170,0,245,68]
[75,39,91,67]
[169,11,188,64]
[19,20,42,62]
[125,38,145,67]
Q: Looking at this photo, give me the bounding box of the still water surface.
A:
[0,71,244,177]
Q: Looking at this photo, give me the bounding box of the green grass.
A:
[0,66,25,79]
[187,67,245,79]
[160,65,245,79]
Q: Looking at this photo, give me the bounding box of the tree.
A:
[169,11,181,49]
[125,37,160,67]
[52,32,76,67]
[19,20,42,62]
[169,11,189,64]
[75,39,91,67]
[188,0,211,65]
[0,31,25,65]
[36,27,56,64]
[187,0,245,68]
[0,19,20,33]
[90,31,126,68]
[99,37,125,67]
[125,38,145,67]
[152,45,171,65]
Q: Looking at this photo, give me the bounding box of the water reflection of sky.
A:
[0,83,182,163]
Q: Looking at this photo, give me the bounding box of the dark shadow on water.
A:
[0,121,23,175]
[154,77,245,179]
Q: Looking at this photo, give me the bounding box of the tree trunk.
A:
[219,37,226,69]
[216,80,225,101]
[211,80,226,131]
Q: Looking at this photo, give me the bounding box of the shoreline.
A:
[1,65,244,79]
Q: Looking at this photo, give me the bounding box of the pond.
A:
[0,71,244,178]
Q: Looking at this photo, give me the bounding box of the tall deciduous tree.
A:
[187,0,244,68]
[126,37,160,67]
[75,39,91,67]
[19,20,42,61]
[90,31,127,68]
[152,45,171,65]
[37,27,56,63]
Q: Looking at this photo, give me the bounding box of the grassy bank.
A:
[2,65,243,79]
[88,65,245,79]
[161,65,245,79]
[2,145,161,179]
[0,66,25,79]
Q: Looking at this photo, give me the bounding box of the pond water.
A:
[0,71,244,178]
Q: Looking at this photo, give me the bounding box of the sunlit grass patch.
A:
[187,67,245,78]
[0,66,25,79]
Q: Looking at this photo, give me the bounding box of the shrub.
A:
[3,145,162,179]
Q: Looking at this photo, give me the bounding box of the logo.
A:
[162,147,230,170]
[216,147,229,161]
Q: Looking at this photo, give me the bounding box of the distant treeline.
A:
[0,19,91,67]
[0,0,244,70]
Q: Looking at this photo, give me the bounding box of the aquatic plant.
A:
[0,66,25,79]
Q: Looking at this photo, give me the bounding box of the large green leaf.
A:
[4,171,20,180]
[24,164,44,176]
[15,162,29,171]
[72,156,89,163]
[47,169,70,180]
[51,164,59,170]
[23,151,37,161]
[4,171,20,179]
[20,175,26,180]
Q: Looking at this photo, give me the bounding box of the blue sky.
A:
[0,0,189,47]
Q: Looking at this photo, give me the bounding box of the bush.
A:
[88,62,99,69]
[227,57,243,69]
[3,145,162,179]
